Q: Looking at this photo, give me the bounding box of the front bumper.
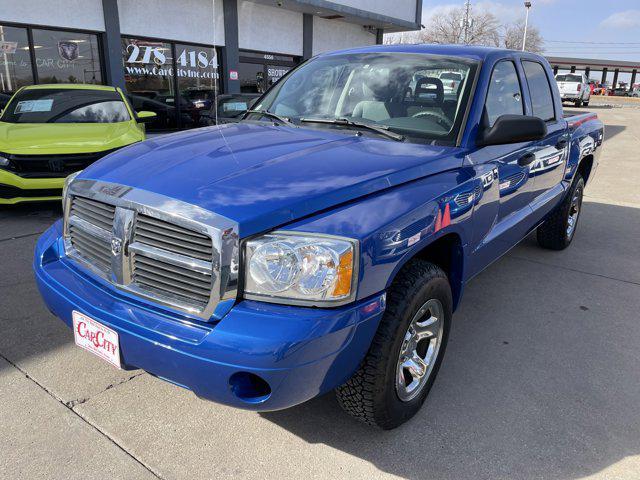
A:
[34,221,385,410]
[0,169,63,204]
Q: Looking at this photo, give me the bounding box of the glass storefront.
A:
[1,23,221,132]
[238,50,299,94]
[32,29,102,85]
[122,37,220,131]
[0,23,103,97]
[0,25,34,94]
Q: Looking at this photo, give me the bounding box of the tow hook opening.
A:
[229,372,272,403]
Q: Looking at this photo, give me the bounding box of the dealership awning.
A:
[546,56,640,88]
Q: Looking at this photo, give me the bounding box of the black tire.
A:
[574,99,581,108]
[335,260,452,429]
[537,174,585,250]
[583,100,589,107]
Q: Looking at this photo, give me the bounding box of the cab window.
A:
[485,61,523,126]
[523,61,555,122]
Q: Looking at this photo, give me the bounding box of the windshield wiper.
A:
[244,109,294,127]
[299,117,405,142]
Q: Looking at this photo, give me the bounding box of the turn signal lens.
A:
[332,250,353,298]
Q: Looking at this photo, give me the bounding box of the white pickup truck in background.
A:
[555,73,591,107]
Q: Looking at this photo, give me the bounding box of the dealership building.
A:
[0,0,422,130]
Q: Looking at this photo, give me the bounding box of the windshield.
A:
[1,88,131,124]
[217,95,257,118]
[252,53,478,144]
[182,89,216,101]
[556,74,582,83]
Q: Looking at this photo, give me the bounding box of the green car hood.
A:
[0,122,143,155]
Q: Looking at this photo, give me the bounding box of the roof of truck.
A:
[322,43,538,63]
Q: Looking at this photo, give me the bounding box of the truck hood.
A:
[0,122,142,155]
[82,123,461,236]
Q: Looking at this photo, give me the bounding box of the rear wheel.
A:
[537,174,585,250]
[336,260,452,429]
[574,98,582,107]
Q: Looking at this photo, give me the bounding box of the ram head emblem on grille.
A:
[111,237,123,256]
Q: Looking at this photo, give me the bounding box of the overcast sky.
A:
[418,0,640,61]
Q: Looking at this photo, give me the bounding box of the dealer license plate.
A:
[72,311,121,369]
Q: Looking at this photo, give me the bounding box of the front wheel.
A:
[336,260,452,429]
[537,174,585,250]
[574,99,582,107]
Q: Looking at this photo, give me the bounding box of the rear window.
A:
[555,74,582,83]
[1,88,130,124]
[523,61,555,122]
[440,72,462,81]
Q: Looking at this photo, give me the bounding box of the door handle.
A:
[556,139,568,150]
[518,152,536,167]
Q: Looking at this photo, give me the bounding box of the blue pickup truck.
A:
[34,45,603,429]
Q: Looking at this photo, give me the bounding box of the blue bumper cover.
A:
[34,221,385,410]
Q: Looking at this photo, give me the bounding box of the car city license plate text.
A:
[72,311,121,369]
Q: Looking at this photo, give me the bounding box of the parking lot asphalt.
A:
[2,104,640,480]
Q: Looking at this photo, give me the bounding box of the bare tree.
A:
[416,6,501,47]
[384,7,545,54]
[502,21,544,53]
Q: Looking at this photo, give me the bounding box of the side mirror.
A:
[478,114,547,146]
[136,111,157,123]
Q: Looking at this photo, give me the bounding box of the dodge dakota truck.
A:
[34,45,603,429]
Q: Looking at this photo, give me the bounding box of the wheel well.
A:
[409,233,464,310]
[578,155,594,184]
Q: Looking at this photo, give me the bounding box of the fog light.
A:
[229,372,271,403]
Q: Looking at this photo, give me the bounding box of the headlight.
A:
[0,154,8,167]
[62,170,82,209]
[244,232,358,306]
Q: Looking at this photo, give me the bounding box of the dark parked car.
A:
[199,93,259,125]
[610,87,630,97]
[0,93,11,111]
[126,94,194,131]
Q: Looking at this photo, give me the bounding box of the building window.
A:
[32,29,102,85]
[238,50,299,94]
[122,37,219,131]
[0,24,34,94]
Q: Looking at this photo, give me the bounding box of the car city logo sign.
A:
[111,237,123,256]
[58,41,79,61]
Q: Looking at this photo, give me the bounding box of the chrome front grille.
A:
[134,214,213,261]
[63,180,239,320]
[68,196,115,271]
[71,196,116,231]
[132,254,213,308]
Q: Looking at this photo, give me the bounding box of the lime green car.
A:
[0,84,155,204]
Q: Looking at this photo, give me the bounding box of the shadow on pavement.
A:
[262,201,640,480]
[602,125,626,142]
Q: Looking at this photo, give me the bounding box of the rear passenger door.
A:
[521,60,569,219]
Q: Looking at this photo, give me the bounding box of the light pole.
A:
[522,1,532,51]
[463,0,472,44]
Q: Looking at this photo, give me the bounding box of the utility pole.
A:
[522,1,532,51]
[463,0,471,44]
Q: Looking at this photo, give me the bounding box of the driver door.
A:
[469,60,537,277]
